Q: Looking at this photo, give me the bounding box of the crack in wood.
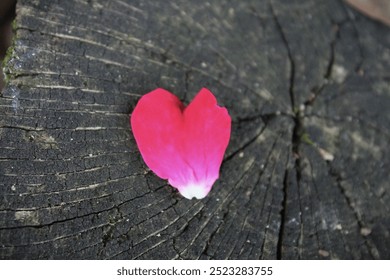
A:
[276,169,289,259]
[326,162,379,259]
[269,1,296,110]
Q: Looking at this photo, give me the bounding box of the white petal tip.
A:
[178,182,210,199]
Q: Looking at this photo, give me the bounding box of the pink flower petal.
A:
[130,88,231,199]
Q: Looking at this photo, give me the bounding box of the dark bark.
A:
[0,0,389,259]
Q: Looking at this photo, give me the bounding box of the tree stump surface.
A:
[0,0,389,259]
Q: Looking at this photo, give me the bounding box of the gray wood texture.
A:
[0,0,389,259]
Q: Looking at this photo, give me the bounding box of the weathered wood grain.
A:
[0,0,389,259]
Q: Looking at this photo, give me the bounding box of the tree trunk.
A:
[0,0,389,259]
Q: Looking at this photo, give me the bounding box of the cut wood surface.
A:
[0,0,389,259]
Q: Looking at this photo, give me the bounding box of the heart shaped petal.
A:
[130,88,231,199]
